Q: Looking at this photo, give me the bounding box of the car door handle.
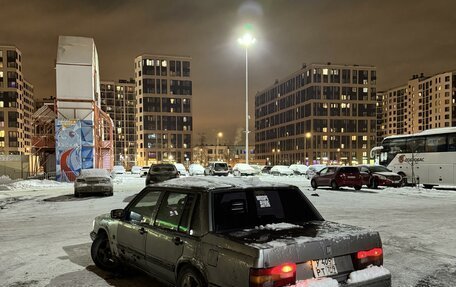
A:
[173,236,183,245]
[138,227,146,235]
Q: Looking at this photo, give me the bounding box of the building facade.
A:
[255,63,377,165]
[380,72,456,138]
[100,79,136,168]
[135,54,192,165]
[0,46,34,155]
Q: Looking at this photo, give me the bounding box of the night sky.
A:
[2,0,456,144]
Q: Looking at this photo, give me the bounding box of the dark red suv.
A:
[311,166,363,190]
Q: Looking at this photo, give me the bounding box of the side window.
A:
[155,192,195,233]
[327,167,336,174]
[319,168,328,175]
[128,191,162,225]
[448,134,456,151]
[360,167,369,173]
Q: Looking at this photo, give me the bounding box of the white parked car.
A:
[232,163,256,176]
[306,164,327,179]
[130,166,142,174]
[112,165,126,174]
[289,164,309,175]
[174,163,189,177]
[188,163,205,176]
[249,164,264,175]
[270,165,294,176]
[140,166,150,177]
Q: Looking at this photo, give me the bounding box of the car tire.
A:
[370,178,378,189]
[311,179,318,189]
[177,266,207,287]
[354,185,362,191]
[398,172,407,186]
[91,233,119,272]
[331,180,339,190]
[74,191,80,198]
[106,191,113,196]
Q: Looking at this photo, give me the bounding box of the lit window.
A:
[323,136,328,141]
[363,87,368,93]
[0,101,3,107]
[323,127,327,132]
[362,136,367,141]
[162,60,167,67]
[352,136,356,141]
[323,68,328,75]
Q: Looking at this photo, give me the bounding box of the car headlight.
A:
[377,175,387,180]
[92,219,95,230]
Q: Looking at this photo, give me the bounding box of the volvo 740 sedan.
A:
[90,177,391,287]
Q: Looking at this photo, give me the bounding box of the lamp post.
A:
[216,132,223,161]
[304,132,311,165]
[238,33,256,164]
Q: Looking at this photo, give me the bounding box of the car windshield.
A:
[213,188,320,232]
[80,169,109,177]
[369,166,391,173]
[152,165,175,172]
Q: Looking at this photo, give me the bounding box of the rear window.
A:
[339,167,359,173]
[214,163,228,171]
[213,188,320,232]
[151,165,175,172]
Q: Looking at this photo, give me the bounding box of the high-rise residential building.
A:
[379,85,406,139]
[135,54,193,165]
[380,71,456,138]
[100,79,136,168]
[0,45,34,155]
[255,63,377,165]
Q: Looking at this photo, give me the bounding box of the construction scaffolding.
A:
[55,99,114,177]
[31,104,56,177]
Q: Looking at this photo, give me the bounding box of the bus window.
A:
[426,135,447,152]
[448,134,456,151]
[390,138,408,153]
[408,137,425,153]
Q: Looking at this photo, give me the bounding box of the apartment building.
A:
[100,79,136,168]
[134,54,192,165]
[255,63,377,165]
[0,46,34,155]
[380,71,456,138]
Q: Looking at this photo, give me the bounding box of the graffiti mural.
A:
[55,120,94,182]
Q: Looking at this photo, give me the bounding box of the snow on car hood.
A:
[374,171,400,177]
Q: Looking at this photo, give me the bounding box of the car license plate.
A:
[311,258,338,278]
[347,176,355,179]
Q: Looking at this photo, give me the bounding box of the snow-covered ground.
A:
[0,174,455,286]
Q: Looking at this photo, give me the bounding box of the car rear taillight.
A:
[353,247,383,269]
[250,263,296,287]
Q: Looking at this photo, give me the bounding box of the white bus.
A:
[371,127,456,188]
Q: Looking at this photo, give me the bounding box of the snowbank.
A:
[347,265,390,283]
[10,179,71,190]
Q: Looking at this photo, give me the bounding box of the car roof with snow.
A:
[153,176,294,192]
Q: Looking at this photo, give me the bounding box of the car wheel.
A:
[354,185,362,191]
[370,178,378,189]
[91,233,119,272]
[398,172,407,186]
[311,179,318,189]
[177,266,207,287]
[331,180,339,190]
[74,191,80,198]
[106,191,113,196]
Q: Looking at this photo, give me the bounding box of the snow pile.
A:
[0,175,12,184]
[347,265,390,283]
[9,179,70,190]
[256,222,301,230]
[292,278,339,287]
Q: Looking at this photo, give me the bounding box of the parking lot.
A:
[1,174,455,287]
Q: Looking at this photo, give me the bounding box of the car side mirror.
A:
[316,171,320,175]
[111,209,125,219]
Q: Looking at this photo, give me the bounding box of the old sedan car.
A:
[311,166,363,190]
[74,168,113,197]
[270,165,294,176]
[358,165,403,189]
[145,164,179,185]
[90,177,391,287]
[188,163,205,176]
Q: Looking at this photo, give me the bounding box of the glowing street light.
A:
[238,31,256,164]
[304,132,312,165]
[216,132,223,161]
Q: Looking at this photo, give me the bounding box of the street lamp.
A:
[238,32,256,164]
[272,148,280,165]
[304,132,311,165]
[216,132,223,161]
